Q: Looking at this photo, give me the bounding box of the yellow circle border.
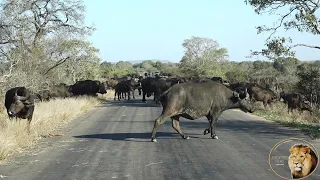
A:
[268,138,319,180]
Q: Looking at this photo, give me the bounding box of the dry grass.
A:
[0,90,114,161]
[253,102,320,139]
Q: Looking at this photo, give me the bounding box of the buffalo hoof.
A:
[203,129,210,135]
[212,135,219,139]
[151,138,157,142]
[183,135,190,140]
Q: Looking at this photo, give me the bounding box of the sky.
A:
[83,0,320,63]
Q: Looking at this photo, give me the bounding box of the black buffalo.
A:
[114,79,137,100]
[153,77,185,105]
[281,92,312,114]
[150,81,255,142]
[5,87,35,132]
[247,83,278,108]
[70,80,107,96]
[49,83,73,98]
[141,77,158,103]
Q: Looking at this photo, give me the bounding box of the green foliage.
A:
[296,63,320,95]
[99,60,182,78]
[273,57,300,73]
[179,36,229,77]
[246,0,320,58]
[253,60,272,70]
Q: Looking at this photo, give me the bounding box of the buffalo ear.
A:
[233,92,240,99]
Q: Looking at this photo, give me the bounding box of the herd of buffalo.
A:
[3,74,313,141]
[104,74,313,142]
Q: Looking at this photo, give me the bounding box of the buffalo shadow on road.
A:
[178,118,308,139]
[73,118,308,142]
[73,132,203,142]
[98,99,162,108]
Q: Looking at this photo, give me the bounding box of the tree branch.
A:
[43,56,70,75]
[291,43,320,49]
[264,7,297,41]
[0,61,16,83]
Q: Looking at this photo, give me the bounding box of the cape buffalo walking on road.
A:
[114,79,137,101]
[5,87,35,132]
[150,81,255,142]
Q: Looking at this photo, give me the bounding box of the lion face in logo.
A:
[288,144,318,179]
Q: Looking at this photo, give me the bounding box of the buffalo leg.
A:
[114,90,117,100]
[27,118,32,134]
[204,115,212,135]
[151,114,171,142]
[204,128,210,135]
[210,115,219,139]
[171,115,189,139]
[263,99,268,109]
[26,108,34,134]
[142,91,146,103]
[132,90,135,99]
[127,91,131,100]
[118,91,121,101]
[268,101,273,109]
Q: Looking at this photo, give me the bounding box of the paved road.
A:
[1,97,319,180]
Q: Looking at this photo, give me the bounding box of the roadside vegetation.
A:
[0,96,99,160]
[0,0,319,159]
[253,102,320,139]
[0,91,114,161]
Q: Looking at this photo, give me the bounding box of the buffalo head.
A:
[100,83,107,94]
[233,91,255,113]
[8,90,32,117]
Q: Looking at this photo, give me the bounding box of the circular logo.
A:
[269,138,319,179]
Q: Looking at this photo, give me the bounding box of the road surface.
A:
[1,97,319,180]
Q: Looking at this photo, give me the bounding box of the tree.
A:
[179,36,229,77]
[225,61,253,83]
[296,63,320,96]
[100,61,115,78]
[245,0,320,58]
[112,61,134,77]
[0,0,91,47]
[52,40,101,83]
[253,60,272,70]
[0,0,93,84]
[273,57,300,73]
[140,60,158,73]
